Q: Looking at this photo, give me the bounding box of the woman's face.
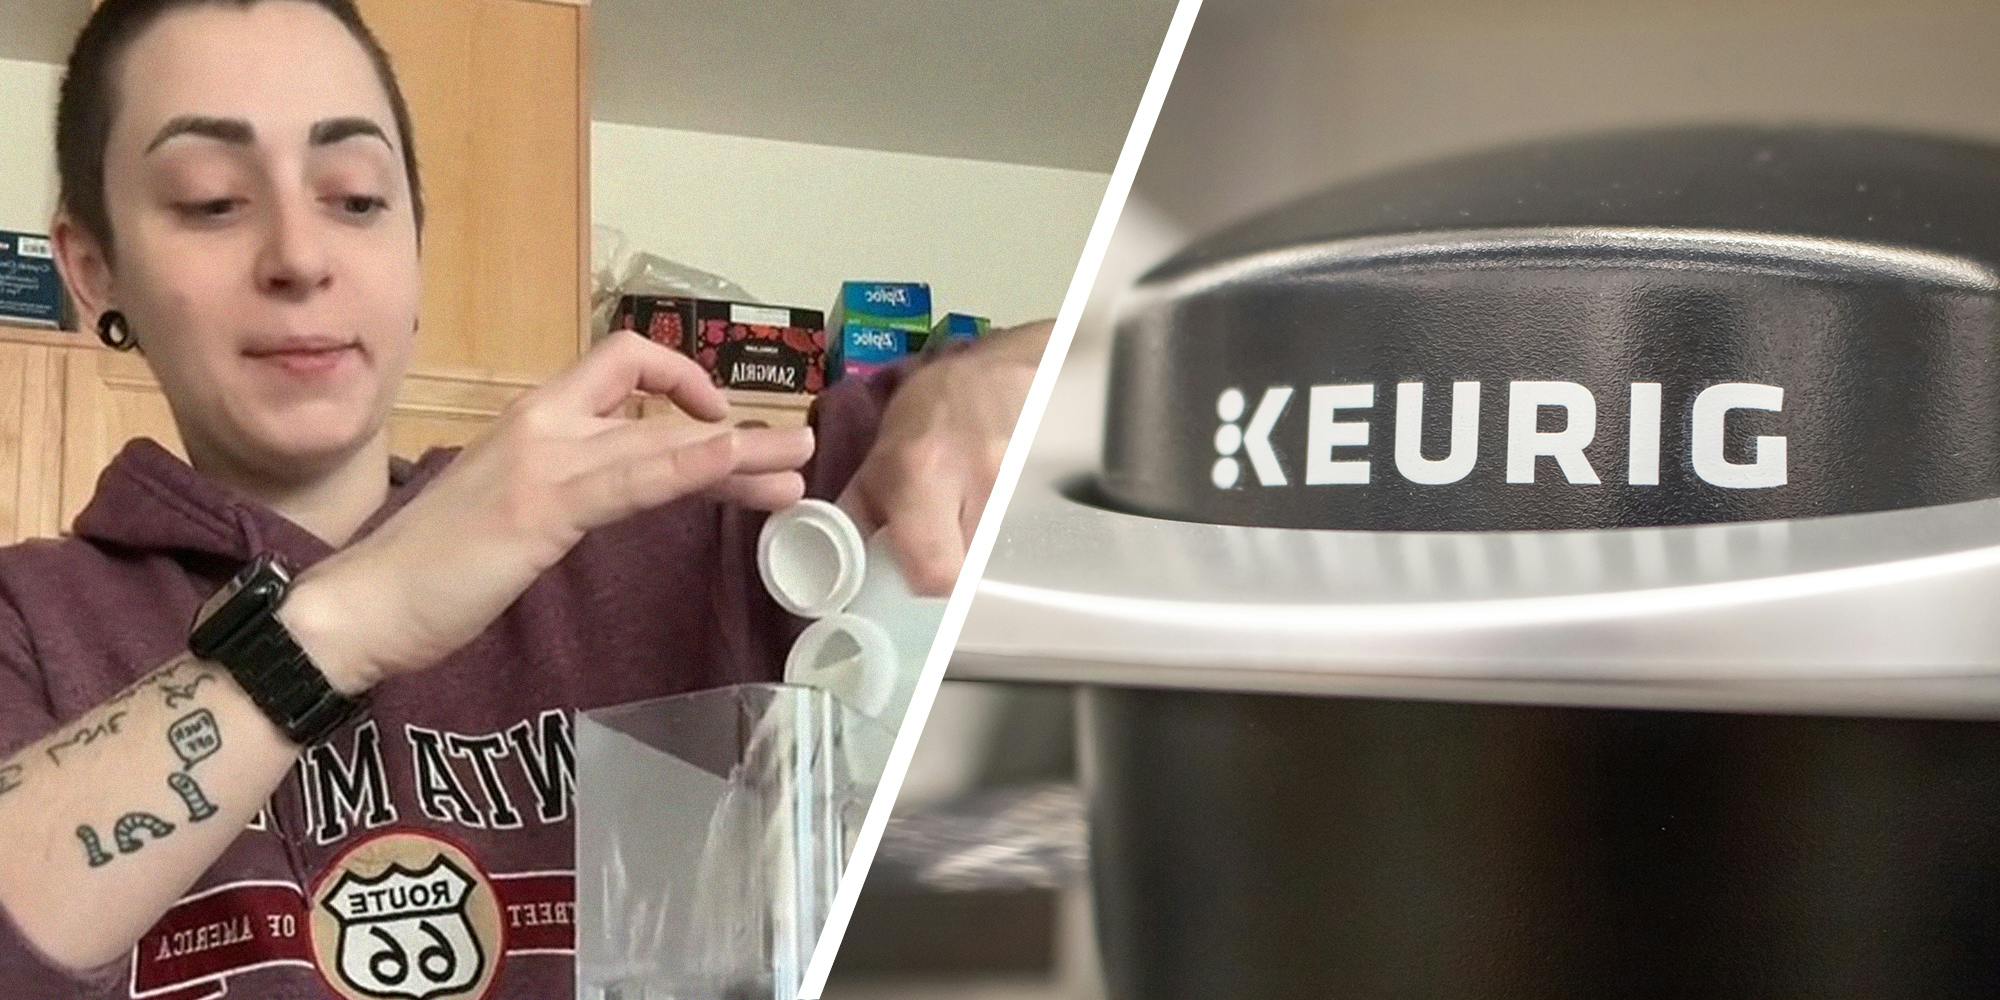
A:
[62,1,421,484]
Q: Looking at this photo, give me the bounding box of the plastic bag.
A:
[574,684,879,1000]
[591,225,761,342]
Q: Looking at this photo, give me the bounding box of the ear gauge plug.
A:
[97,310,137,351]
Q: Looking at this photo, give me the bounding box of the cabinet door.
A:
[59,346,184,533]
[0,342,70,543]
[356,0,591,381]
[383,370,533,458]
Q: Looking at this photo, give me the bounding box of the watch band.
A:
[191,554,366,746]
[206,608,365,746]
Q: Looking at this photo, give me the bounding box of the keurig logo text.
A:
[1107,128,2000,531]
[1213,379,1788,491]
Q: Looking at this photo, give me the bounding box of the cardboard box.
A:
[610,294,698,354]
[828,282,931,383]
[924,312,990,354]
[0,231,63,329]
[691,301,828,394]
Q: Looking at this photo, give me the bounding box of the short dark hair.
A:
[56,0,424,263]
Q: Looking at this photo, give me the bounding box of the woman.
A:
[0,1,1045,996]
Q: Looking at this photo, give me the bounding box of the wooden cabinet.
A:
[355,0,592,381]
[380,369,537,458]
[58,344,182,531]
[0,337,69,542]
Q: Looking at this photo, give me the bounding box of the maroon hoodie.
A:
[0,370,899,999]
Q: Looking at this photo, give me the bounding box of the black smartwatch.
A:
[189,553,366,745]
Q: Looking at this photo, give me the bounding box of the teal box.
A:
[0,231,63,329]
[923,313,990,354]
[828,282,931,382]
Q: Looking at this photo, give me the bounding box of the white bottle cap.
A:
[757,499,866,619]
[785,613,902,784]
[783,614,901,718]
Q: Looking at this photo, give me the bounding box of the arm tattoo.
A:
[75,825,112,867]
[167,709,221,770]
[0,764,19,798]
[108,657,221,708]
[161,673,216,709]
[50,659,223,767]
[167,772,218,822]
[45,711,128,766]
[73,772,221,867]
[57,662,235,869]
[111,812,175,852]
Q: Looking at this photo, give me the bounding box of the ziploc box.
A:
[828,282,931,383]
[691,300,829,394]
[0,231,63,329]
[610,294,697,353]
[923,312,990,354]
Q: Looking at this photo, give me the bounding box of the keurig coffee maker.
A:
[957,126,2000,999]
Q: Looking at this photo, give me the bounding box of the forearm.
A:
[0,652,299,972]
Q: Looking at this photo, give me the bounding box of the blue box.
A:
[0,231,62,329]
[835,324,912,381]
[923,312,990,354]
[827,282,931,382]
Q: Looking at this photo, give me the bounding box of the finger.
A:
[711,471,807,511]
[546,331,729,422]
[883,486,969,597]
[585,419,811,477]
[729,425,816,475]
[569,431,738,529]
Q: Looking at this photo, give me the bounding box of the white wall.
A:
[591,121,1108,326]
[0,57,61,235]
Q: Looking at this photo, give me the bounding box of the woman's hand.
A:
[838,320,1051,595]
[282,332,816,691]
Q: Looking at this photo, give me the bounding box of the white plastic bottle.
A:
[757,500,947,777]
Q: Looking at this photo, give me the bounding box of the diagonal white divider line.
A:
[796,0,1209,994]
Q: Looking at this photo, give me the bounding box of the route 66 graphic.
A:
[310,830,505,1000]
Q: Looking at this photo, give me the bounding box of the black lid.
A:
[1103,125,2000,531]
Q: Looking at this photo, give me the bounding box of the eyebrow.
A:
[145,115,393,155]
[146,115,251,153]
[309,117,391,151]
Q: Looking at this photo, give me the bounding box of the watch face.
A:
[197,567,252,624]
[190,554,290,656]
